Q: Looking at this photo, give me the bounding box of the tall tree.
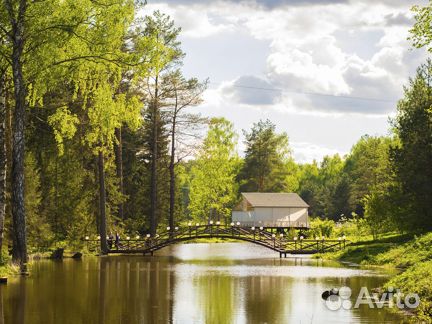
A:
[189,118,240,223]
[298,162,321,215]
[344,135,394,215]
[239,119,293,192]
[141,11,183,235]
[3,0,29,272]
[0,69,7,259]
[390,61,432,231]
[161,70,207,232]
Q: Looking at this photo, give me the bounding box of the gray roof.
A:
[242,192,309,208]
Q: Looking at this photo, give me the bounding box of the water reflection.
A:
[3,243,404,324]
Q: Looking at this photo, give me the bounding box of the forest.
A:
[1,0,432,277]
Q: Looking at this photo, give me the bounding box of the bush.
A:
[309,217,335,238]
[385,260,432,322]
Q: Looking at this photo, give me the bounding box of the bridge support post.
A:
[279,252,282,258]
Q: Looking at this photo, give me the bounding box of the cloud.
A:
[211,1,427,115]
[384,12,413,26]
[143,3,233,38]
[145,0,428,133]
[291,142,343,163]
[222,75,281,105]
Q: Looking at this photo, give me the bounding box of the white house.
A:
[232,192,309,228]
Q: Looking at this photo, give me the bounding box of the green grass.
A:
[316,233,413,265]
[386,260,432,321]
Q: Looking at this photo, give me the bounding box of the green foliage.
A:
[309,217,335,238]
[239,119,294,192]
[410,2,432,52]
[363,191,396,240]
[24,153,54,251]
[189,118,241,222]
[298,154,350,220]
[370,232,432,268]
[345,136,395,214]
[385,260,432,322]
[390,61,432,231]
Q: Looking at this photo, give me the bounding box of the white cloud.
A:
[291,142,343,163]
[144,3,233,38]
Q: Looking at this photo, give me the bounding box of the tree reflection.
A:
[196,275,235,324]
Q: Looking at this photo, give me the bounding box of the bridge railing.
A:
[83,224,347,254]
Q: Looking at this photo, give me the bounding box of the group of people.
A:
[107,233,121,249]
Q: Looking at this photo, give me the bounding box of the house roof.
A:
[242,192,309,208]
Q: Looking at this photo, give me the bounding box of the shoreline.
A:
[314,232,432,323]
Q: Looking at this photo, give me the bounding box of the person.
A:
[115,232,120,249]
[108,232,114,249]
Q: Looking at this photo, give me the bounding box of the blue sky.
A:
[144,0,429,162]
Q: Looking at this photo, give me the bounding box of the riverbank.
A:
[0,262,20,278]
[316,232,432,322]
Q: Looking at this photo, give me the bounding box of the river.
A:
[2,242,405,323]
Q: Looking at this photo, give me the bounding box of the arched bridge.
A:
[85,224,346,258]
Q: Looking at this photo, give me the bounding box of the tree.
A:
[298,155,348,220]
[298,162,321,215]
[239,119,294,192]
[344,135,394,215]
[160,70,207,232]
[316,154,345,219]
[1,0,145,259]
[410,2,432,53]
[140,11,183,235]
[189,118,240,223]
[390,61,432,231]
[0,68,6,259]
[3,0,29,273]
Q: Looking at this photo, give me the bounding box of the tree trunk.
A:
[114,127,124,220]
[8,0,29,273]
[5,81,12,251]
[98,150,108,254]
[0,74,6,260]
[150,76,159,236]
[169,115,176,234]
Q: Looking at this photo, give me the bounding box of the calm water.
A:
[2,243,405,324]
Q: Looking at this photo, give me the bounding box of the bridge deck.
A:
[85,225,346,257]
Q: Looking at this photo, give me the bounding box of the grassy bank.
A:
[317,232,432,322]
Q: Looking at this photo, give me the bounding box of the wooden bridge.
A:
[85,224,347,258]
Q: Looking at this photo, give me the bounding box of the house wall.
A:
[232,207,309,227]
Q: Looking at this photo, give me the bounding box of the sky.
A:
[144,0,429,163]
